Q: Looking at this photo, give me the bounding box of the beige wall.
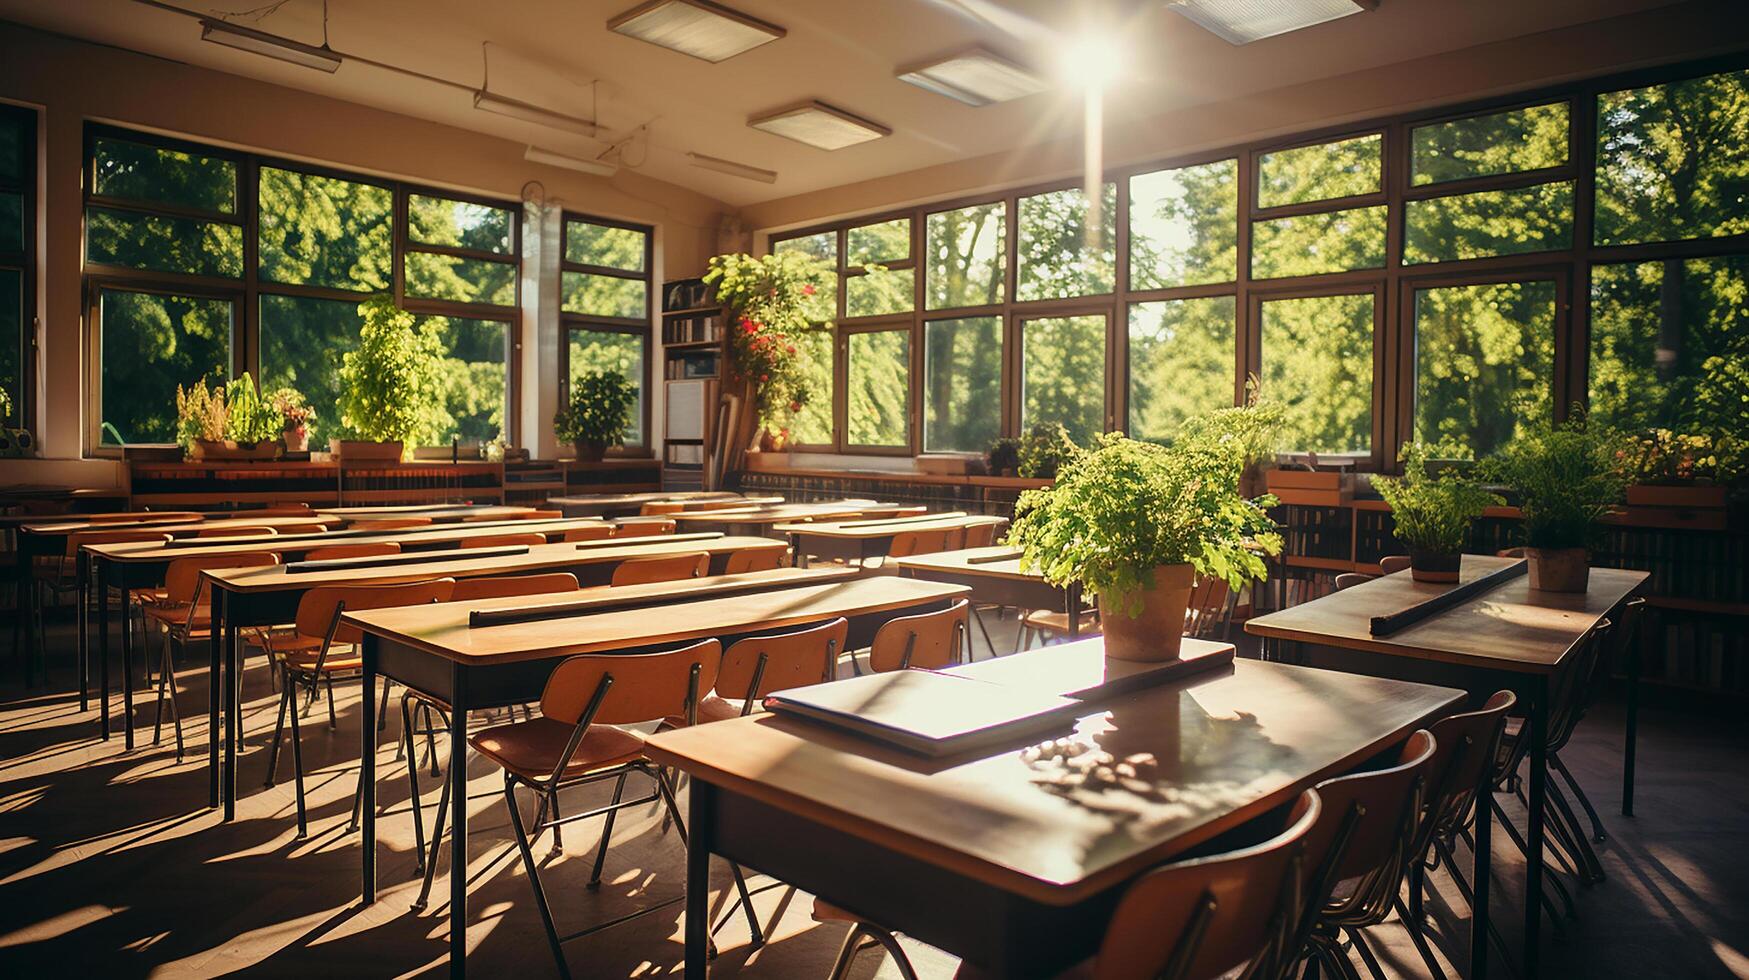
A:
[0,20,733,468]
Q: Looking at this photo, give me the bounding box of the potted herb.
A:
[271,387,316,453]
[704,251,833,442]
[221,374,284,459]
[336,296,446,461]
[1180,375,1282,498]
[1372,443,1504,583]
[554,370,636,462]
[175,378,228,459]
[1018,422,1079,480]
[986,437,1021,478]
[1482,411,1632,593]
[1010,433,1281,662]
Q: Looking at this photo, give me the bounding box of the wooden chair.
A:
[610,552,709,586]
[519,509,563,520]
[1379,555,1411,575]
[888,528,953,558]
[258,578,455,837]
[461,532,547,549]
[273,522,331,535]
[350,518,433,532]
[561,524,614,542]
[724,546,788,574]
[614,518,676,538]
[34,529,173,684]
[145,552,282,759]
[961,520,1004,548]
[305,542,401,561]
[1333,573,1373,591]
[1017,606,1102,651]
[196,525,278,538]
[448,573,579,602]
[1184,578,1233,639]
[690,617,848,723]
[639,501,685,516]
[864,599,970,673]
[469,640,758,978]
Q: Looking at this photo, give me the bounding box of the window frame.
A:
[557,211,654,456]
[0,102,36,433]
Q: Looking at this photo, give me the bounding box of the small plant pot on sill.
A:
[1097,564,1196,663]
[283,427,309,453]
[190,438,282,461]
[329,439,404,462]
[1408,549,1462,584]
[573,440,609,463]
[1526,547,1589,593]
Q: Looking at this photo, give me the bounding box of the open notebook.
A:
[764,670,1081,757]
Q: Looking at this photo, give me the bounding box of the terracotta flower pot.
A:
[574,439,608,463]
[283,426,309,453]
[1408,548,1461,584]
[330,439,404,462]
[1096,564,1196,663]
[1526,547,1589,593]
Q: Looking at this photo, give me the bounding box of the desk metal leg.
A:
[1067,584,1081,639]
[209,587,223,809]
[98,560,111,741]
[361,634,377,906]
[1525,678,1547,977]
[1472,773,1491,980]
[1623,612,1642,818]
[77,553,88,712]
[685,781,713,980]
[120,579,135,750]
[449,664,469,980]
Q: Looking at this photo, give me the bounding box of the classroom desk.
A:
[197,534,787,819]
[670,500,913,536]
[326,504,541,522]
[1246,556,1648,979]
[548,491,753,518]
[776,513,1008,566]
[347,575,971,980]
[896,546,1084,640]
[646,656,1462,979]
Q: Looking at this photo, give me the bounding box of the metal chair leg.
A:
[289,681,308,838]
[504,775,572,980]
[264,671,291,788]
[1392,895,1449,980]
[1552,752,1607,843]
[587,773,628,888]
[402,697,427,878]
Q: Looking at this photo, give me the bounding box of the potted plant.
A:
[1018,422,1079,480]
[985,436,1021,478]
[1372,443,1504,583]
[1009,433,1281,662]
[554,370,636,462]
[218,374,284,459]
[271,387,315,453]
[175,378,228,459]
[704,251,833,443]
[1180,375,1282,498]
[1482,411,1632,592]
[335,296,446,461]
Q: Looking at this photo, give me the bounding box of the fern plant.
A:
[1481,410,1633,550]
[1017,422,1080,479]
[337,296,447,450]
[1373,442,1504,555]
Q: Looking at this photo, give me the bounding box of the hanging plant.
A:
[703,251,834,432]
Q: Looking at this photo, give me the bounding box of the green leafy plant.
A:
[1009,433,1282,611]
[1178,375,1283,469]
[554,370,637,449]
[1018,422,1080,479]
[337,296,447,449]
[1481,409,1633,550]
[222,373,282,444]
[703,251,834,430]
[0,386,12,424]
[986,436,1021,475]
[1373,442,1504,555]
[270,387,315,433]
[174,378,227,450]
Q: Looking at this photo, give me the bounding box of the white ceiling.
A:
[0,0,1692,207]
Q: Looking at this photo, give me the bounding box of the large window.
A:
[846,328,909,448]
[1260,293,1374,456]
[1128,298,1235,443]
[1589,257,1749,433]
[0,104,32,430]
[83,125,526,450]
[1021,314,1107,445]
[923,316,1001,453]
[1413,281,1557,459]
[559,215,653,452]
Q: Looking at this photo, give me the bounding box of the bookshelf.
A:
[660,277,725,492]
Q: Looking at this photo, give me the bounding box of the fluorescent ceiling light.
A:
[474,91,598,137]
[525,145,618,177]
[748,101,890,151]
[687,152,776,184]
[199,18,341,72]
[1166,0,1377,45]
[897,47,1047,106]
[609,0,784,63]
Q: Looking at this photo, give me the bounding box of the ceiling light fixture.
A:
[525,145,618,177]
[608,0,784,63]
[687,152,777,184]
[748,101,890,151]
[1166,0,1378,45]
[199,18,341,73]
[474,91,599,137]
[896,47,1048,107]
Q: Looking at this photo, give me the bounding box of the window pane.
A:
[0,269,19,426]
[427,316,509,444]
[1128,298,1237,443]
[568,329,646,446]
[99,288,232,445]
[1257,134,1381,209]
[258,167,391,291]
[1403,181,1573,264]
[410,195,514,254]
[0,115,22,183]
[1016,184,1116,301]
[260,294,363,447]
[561,271,646,319]
[85,207,243,278]
[1022,315,1106,445]
[1589,256,1749,433]
[848,218,909,265]
[1596,70,1749,246]
[1251,205,1386,279]
[1414,281,1556,459]
[923,317,1002,453]
[847,330,909,446]
[0,193,19,253]
[565,220,644,271]
[1259,294,1372,455]
[1129,160,1237,289]
[1411,102,1569,185]
[846,267,913,317]
[92,137,235,213]
[926,202,1005,310]
[788,326,833,444]
[775,232,838,321]
[405,251,515,307]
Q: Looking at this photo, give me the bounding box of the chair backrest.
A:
[868,599,970,673]
[614,518,676,538]
[67,528,174,555]
[462,532,547,549]
[611,551,710,586]
[1333,573,1373,592]
[305,542,401,561]
[640,501,685,516]
[197,525,278,538]
[562,524,614,542]
[1548,607,1635,751]
[164,552,282,604]
[351,518,433,531]
[520,509,563,520]
[889,527,953,558]
[540,638,722,727]
[1378,555,1411,575]
[292,578,456,647]
[724,546,787,575]
[719,618,848,707]
[448,572,579,602]
[1301,730,1436,926]
[1421,691,1516,847]
[1092,790,1321,980]
[275,523,332,535]
[961,520,1003,549]
[1184,578,1232,637]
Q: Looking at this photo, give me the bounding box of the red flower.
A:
[786,345,796,354]
[760,373,769,382]
[789,401,802,413]
[802,284,816,296]
[742,321,757,334]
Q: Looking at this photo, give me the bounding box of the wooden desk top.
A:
[670,500,889,526]
[326,504,538,521]
[646,658,1461,904]
[895,547,1037,583]
[460,566,860,620]
[345,576,970,665]
[25,513,339,538]
[948,637,1234,699]
[203,536,785,595]
[775,513,1006,539]
[1245,555,1649,674]
[82,517,613,563]
[21,511,208,535]
[547,491,742,508]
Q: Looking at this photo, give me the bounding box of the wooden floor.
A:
[2,610,1747,979]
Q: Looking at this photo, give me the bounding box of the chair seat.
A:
[812,897,853,923]
[133,587,171,605]
[144,602,211,628]
[469,716,646,781]
[282,644,361,673]
[1021,609,1101,636]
